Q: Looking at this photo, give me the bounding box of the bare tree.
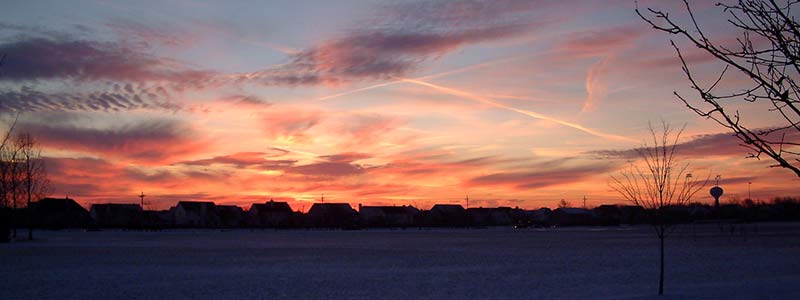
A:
[609,122,707,295]
[0,116,20,238]
[15,132,51,240]
[0,119,15,208]
[637,0,800,177]
[0,118,14,242]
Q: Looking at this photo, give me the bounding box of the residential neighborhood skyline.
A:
[1,0,798,211]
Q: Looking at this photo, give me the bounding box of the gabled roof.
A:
[250,201,292,213]
[176,201,216,213]
[308,203,356,216]
[34,198,87,213]
[431,204,466,213]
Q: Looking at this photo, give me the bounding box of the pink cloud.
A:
[19,118,210,164]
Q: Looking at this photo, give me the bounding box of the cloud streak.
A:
[399,78,635,142]
[19,118,208,164]
[0,37,213,83]
[0,86,181,113]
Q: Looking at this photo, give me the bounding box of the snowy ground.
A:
[1,223,799,300]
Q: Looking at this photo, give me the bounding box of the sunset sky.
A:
[0,0,797,211]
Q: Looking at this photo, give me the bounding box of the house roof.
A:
[176,201,216,213]
[308,203,356,216]
[250,201,292,213]
[431,204,465,213]
[34,198,87,213]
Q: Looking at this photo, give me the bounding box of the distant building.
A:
[466,207,516,226]
[247,200,293,228]
[426,204,468,227]
[307,203,358,228]
[142,210,173,229]
[552,207,597,226]
[90,203,143,228]
[172,201,219,227]
[359,205,419,227]
[216,205,244,227]
[594,205,624,226]
[30,197,92,229]
[525,208,552,225]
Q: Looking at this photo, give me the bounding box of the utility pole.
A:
[139,191,146,210]
[465,195,469,209]
[748,182,752,200]
[321,193,324,203]
[583,195,587,209]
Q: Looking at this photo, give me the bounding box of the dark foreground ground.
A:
[1,223,799,300]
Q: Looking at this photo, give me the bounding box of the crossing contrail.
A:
[316,54,531,101]
[399,78,635,142]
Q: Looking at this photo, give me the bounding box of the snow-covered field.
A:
[1,223,799,300]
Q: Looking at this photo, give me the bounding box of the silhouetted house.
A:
[427,204,468,227]
[172,201,219,227]
[551,207,597,226]
[216,205,244,227]
[619,205,646,224]
[90,203,143,228]
[467,207,516,226]
[307,203,358,228]
[247,200,293,228]
[143,210,173,229]
[524,208,552,226]
[359,205,419,227]
[594,205,623,226]
[467,208,492,226]
[29,197,92,229]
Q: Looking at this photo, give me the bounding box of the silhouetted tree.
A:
[557,199,571,208]
[638,0,800,177]
[609,122,707,295]
[0,119,13,242]
[15,132,51,240]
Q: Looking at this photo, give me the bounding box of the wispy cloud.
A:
[468,160,616,189]
[586,129,800,159]
[249,0,546,85]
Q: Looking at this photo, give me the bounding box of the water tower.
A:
[710,186,723,209]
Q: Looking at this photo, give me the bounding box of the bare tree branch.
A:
[638,0,800,177]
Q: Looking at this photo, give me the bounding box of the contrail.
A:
[399,78,635,142]
[316,54,531,101]
[317,80,402,101]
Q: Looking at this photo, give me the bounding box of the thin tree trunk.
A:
[27,182,32,240]
[11,187,15,238]
[659,234,665,295]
